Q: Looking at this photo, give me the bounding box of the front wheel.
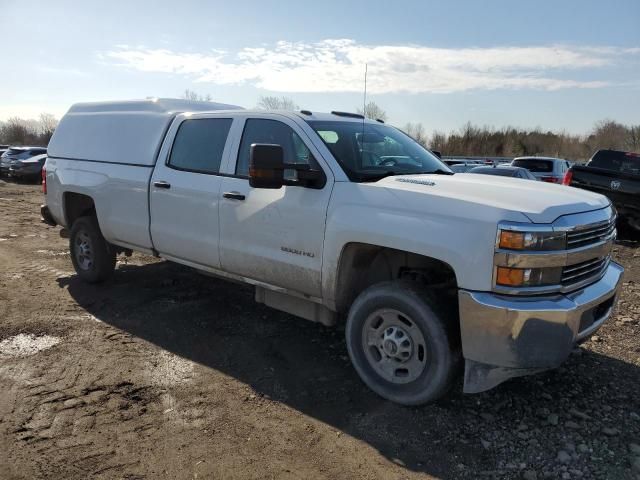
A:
[345,281,459,405]
[69,216,116,283]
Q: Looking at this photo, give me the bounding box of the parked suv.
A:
[511,156,571,183]
[41,99,623,405]
[1,146,47,177]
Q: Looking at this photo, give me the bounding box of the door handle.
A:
[154,181,171,189]
[223,191,246,201]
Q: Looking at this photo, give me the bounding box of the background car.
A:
[467,165,538,180]
[8,153,47,182]
[567,149,640,236]
[0,145,9,157]
[450,162,482,173]
[511,156,571,183]
[0,146,47,177]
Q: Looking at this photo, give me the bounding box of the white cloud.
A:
[104,39,638,94]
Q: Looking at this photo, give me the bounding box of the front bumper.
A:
[459,261,624,393]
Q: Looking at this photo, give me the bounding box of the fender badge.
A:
[395,178,436,187]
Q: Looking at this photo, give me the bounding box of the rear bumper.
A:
[40,204,57,226]
[9,165,41,177]
[459,261,624,392]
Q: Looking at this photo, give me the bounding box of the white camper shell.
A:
[48,98,242,167]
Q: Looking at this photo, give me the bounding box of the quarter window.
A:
[168,118,232,174]
[236,119,315,176]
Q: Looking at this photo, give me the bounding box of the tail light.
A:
[562,170,573,186]
[42,166,47,194]
[541,176,560,183]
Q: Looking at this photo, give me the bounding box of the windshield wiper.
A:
[426,169,454,175]
[357,171,399,182]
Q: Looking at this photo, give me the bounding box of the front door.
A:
[219,116,332,297]
[150,116,234,269]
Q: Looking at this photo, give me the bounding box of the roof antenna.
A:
[361,63,368,146]
[363,63,368,118]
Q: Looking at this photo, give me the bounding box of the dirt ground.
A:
[0,178,638,480]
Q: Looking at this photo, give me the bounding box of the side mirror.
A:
[249,144,284,189]
[432,150,442,159]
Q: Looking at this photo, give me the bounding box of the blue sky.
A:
[2,0,639,134]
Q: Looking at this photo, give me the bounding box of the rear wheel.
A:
[345,281,459,405]
[69,216,116,283]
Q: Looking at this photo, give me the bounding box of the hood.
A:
[372,173,610,223]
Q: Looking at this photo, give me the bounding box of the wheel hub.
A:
[75,231,94,271]
[381,326,412,361]
[361,308,428,384]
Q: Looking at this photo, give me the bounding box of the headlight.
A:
[496,266,563,287]
[498,230,566,251]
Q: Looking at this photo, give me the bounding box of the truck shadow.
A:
[58,261,640,477]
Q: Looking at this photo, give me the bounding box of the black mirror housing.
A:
[249,144,285,189]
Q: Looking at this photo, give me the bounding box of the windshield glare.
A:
[308,121,450,181]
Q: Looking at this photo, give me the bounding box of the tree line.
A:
[0,114,58,147]
[2,93,638,162]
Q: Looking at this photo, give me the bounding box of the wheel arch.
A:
[333,242,459,315]
[63,191,96,227]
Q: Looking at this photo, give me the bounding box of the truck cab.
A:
[41,99,624,405]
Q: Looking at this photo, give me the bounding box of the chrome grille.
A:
[566,219,615,249]
[562,256,609,286]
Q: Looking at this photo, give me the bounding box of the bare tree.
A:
[39,113,58,142]
[588,120,628,150]
[357,101,388,122]
[182,89,212,102]
[429,131,447,153]
[403,122,428,147]
[2,117,31,145]
[256,96,299,111]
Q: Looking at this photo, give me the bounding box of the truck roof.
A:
[66,98,243,115]
[48,99,383,167]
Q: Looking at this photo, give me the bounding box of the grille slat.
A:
[561,257,609,285]
[562,257,604,275]
[566,220,615,249]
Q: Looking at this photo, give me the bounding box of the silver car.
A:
[511,156,572,184]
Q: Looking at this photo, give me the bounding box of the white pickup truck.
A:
[41,99,623,405]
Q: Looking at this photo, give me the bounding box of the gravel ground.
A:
[0,178,638,480]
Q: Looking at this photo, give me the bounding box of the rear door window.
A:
[512,159,553,172]
[168,118,232,174]
[589,150,640,175]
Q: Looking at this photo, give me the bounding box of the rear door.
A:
[149,115,236,269]
[218,114,333,297]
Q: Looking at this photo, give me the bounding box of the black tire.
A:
[69,215,116,283]
[345,281,460,405]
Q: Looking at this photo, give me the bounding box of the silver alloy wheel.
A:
[74,230,94,271]
[362,308,428,384]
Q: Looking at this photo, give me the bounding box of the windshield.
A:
[308,121,450,181]
[512,158,553,172]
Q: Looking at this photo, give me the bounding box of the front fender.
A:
[321,182,530,305]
